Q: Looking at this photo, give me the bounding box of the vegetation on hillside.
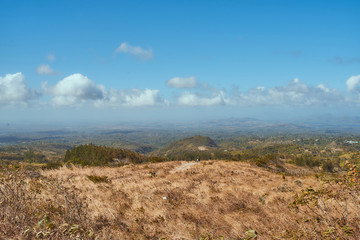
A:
[63,144,163,166]
[154,135,232,161]
[1,133,359,173]
[157,135,218,153]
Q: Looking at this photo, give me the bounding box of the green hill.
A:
[162,135,217,152]
[154,135,231,161]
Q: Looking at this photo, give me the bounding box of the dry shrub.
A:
[0,169,94,239]
[232,192,261,210]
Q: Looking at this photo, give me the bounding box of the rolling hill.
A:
[154,135,220,160]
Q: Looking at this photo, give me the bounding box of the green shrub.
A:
[322,161,334,172]
[64,144,148,166]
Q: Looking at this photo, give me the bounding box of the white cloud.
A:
[346,75,360,92]
[231,78,343,106]
[317,84,330,93]
[43,73,166,107]
[2,72,355,109]
[43,73,106,106]
[36,64,55,75]
[167,76,197,89]
[0,72,40,105]
[114,42,153,60]
[47,54,55,61]
[97,88,167,107]
[177,91,228,106]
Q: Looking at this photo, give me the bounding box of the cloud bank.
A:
[177,91,228,106]
[173,78,343,107]
[97,88,167,108]
[1,72,359,109]
[230,78,343,106]
[114,42,153,60]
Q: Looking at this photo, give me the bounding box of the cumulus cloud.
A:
[36,64,55,75]
[114,42,153,60]
[97,88,167,107]
[43,73,106,106]
[43,73,166,107]
[167,76,197,89]
[177,91,228,106]
[346,75,360,92]
[0,72,40,105]
[231,78,343,106]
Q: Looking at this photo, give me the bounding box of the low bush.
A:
[64,144,148,166]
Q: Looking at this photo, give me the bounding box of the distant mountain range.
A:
[190,116,360,134]
[1,116,360,149]
[2,115,360,134]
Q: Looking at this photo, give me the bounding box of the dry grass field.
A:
[42,161,320,239]
[1,160,359,239]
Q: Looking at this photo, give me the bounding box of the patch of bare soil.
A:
[171,161,198,173]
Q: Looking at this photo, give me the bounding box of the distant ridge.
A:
[163,135,217,151]
[155,135,218,159]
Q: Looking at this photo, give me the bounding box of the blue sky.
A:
[0,0,359,125]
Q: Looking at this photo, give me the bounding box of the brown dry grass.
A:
[39,161,324,239]
[2,160,358,239]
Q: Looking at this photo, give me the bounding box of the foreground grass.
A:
[1,160,359,239]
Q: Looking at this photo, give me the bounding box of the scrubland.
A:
[1,160,359,239]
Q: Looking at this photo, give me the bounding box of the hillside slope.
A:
[40,161,330,239]
[2,160,358,239]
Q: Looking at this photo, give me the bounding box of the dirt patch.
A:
[171,161,198,173]
[198,146,208,151]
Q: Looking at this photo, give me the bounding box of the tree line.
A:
[64,144,152,166]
